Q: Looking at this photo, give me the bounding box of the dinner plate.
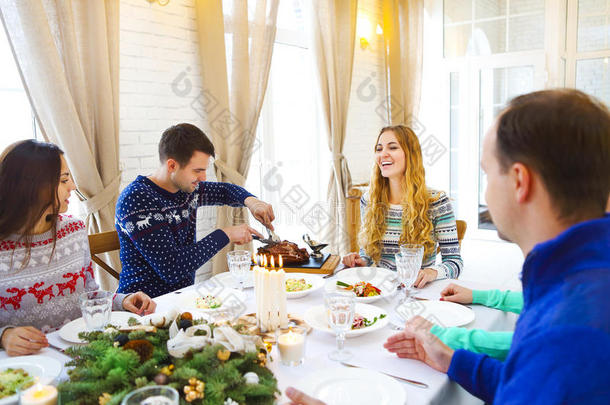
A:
[59,311,141,343]
[304,303,389,338]
[328,267,398,304]
[0,355,62,405]
[285,273,325,299]
[209,271,255,289]
[395,300,475,327]
[176,287,247,314]
[297,367,406,405]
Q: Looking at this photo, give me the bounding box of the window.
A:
[245,0,331,243]
[430,0,609,239]
[0,24,40,153]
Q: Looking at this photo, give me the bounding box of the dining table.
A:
[1,270,519,405]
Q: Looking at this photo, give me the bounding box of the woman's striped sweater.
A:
[359,189,463,279]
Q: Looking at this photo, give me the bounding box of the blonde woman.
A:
[342,125,463,288]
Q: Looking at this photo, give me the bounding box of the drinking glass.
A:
[79,290,113,331]
[396,243,424,302]
[121,386,179,405]
[227,250,251,291]
[325,291,355,362]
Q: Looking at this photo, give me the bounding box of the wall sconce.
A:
[146,0,169,6]
[357,16,373,50]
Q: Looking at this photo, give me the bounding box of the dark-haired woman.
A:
[0,140,156,356]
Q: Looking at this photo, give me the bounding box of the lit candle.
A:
[279,255,283,269]
[20,384,58,405]
[278,269,288,327]
[277,329,305,365]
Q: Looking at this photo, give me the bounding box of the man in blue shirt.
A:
[382,89,610,404]
[116,123,272,298]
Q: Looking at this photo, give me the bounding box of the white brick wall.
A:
[119,0,217,281]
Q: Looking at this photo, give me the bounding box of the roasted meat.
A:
[257,240,310,264]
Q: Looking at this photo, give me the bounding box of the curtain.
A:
[194,0,279,274]
[0,0,121,290]
[310,0,358,255]
[382,0,424,125]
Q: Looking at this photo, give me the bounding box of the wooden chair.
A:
[346,186,467,253]
[88,230,121,280]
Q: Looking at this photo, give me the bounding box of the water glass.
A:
[121,386,179,405]
[396,243,424,302]
[79,290,113,331]
[227,250,251,291]
[325,291,355,362]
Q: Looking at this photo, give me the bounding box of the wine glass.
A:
[227,250,251,291]
[396,244,424,302]
[325,291,355,362]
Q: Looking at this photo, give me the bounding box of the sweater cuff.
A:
[212,228,231,247]
[0,325,15,349]
[447,348,484,384]
[472,290,490,305]
[112,293,128,311]
[430,324,444,337]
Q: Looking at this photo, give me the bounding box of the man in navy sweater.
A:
[381,89,610,403]
[116,123,272,298]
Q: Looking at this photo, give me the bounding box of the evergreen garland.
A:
[57,321,278,405]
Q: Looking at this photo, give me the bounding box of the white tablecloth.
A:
[1,276,518,405]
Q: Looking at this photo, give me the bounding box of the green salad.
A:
[0,368,35,399]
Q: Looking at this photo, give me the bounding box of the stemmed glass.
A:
[325,291,355,362]
[396,243,424,303]
[227,250,251,291]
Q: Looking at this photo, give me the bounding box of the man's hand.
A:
[222,224,264,244]
[383,316,454,373]
[440,283,473,304]
[123,291,156,315]
[284,387,326,405]
[413,268,437,288]
[245,197,275,230]
[1,326,48,356]
[342,252,367,267]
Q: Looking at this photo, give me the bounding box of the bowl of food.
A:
[285,273,325,299]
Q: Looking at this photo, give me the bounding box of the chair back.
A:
[88,230,121,280]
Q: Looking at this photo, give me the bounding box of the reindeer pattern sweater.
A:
[115,176,254,298]
[0,215,125,340]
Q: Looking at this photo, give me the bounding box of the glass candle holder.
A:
[120,386,179,405]
[275,325,307,366]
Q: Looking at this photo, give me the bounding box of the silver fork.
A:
[267,228,281,243]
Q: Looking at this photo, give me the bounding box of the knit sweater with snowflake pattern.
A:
[115,176,254,298]
[0,215,125,343]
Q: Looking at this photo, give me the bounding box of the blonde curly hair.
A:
[359,125,437,264]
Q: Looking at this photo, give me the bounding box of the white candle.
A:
[262,268,271,331]
[277,330,305,365]
[269,270,280,330]
[20,384,58,405]
[277,269,287,327]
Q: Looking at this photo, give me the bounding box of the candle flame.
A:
[279,255,283,268]
[271,255,275,269]
[263,255,267,268]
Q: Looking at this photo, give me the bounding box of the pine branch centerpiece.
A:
[57,312,278,405]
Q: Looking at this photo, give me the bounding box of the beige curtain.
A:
[311,0,358,255]
[195,0,279,275]
[0,0,121,290]
[382,0,424,125]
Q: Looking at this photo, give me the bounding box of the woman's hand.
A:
[123,291,156,315]
[285,387,326,405]
[440,283,473,304]
[413,268,437,288]
[342,252,366,267]
[1,326,48,356]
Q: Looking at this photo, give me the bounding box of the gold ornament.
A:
[98,393,112,405]
[160,364,175,376]
[184,378,205,402]
[217,349,231,361]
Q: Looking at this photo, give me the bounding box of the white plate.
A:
[285,273,325,299]
[329,267,398,304]
[297,367,406,405]
[59,312,141,343]
[176,287,246,314]
[304,303,389,338]
[209,271,255,289]
[395,300,475,327]
[0,355,62,405]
